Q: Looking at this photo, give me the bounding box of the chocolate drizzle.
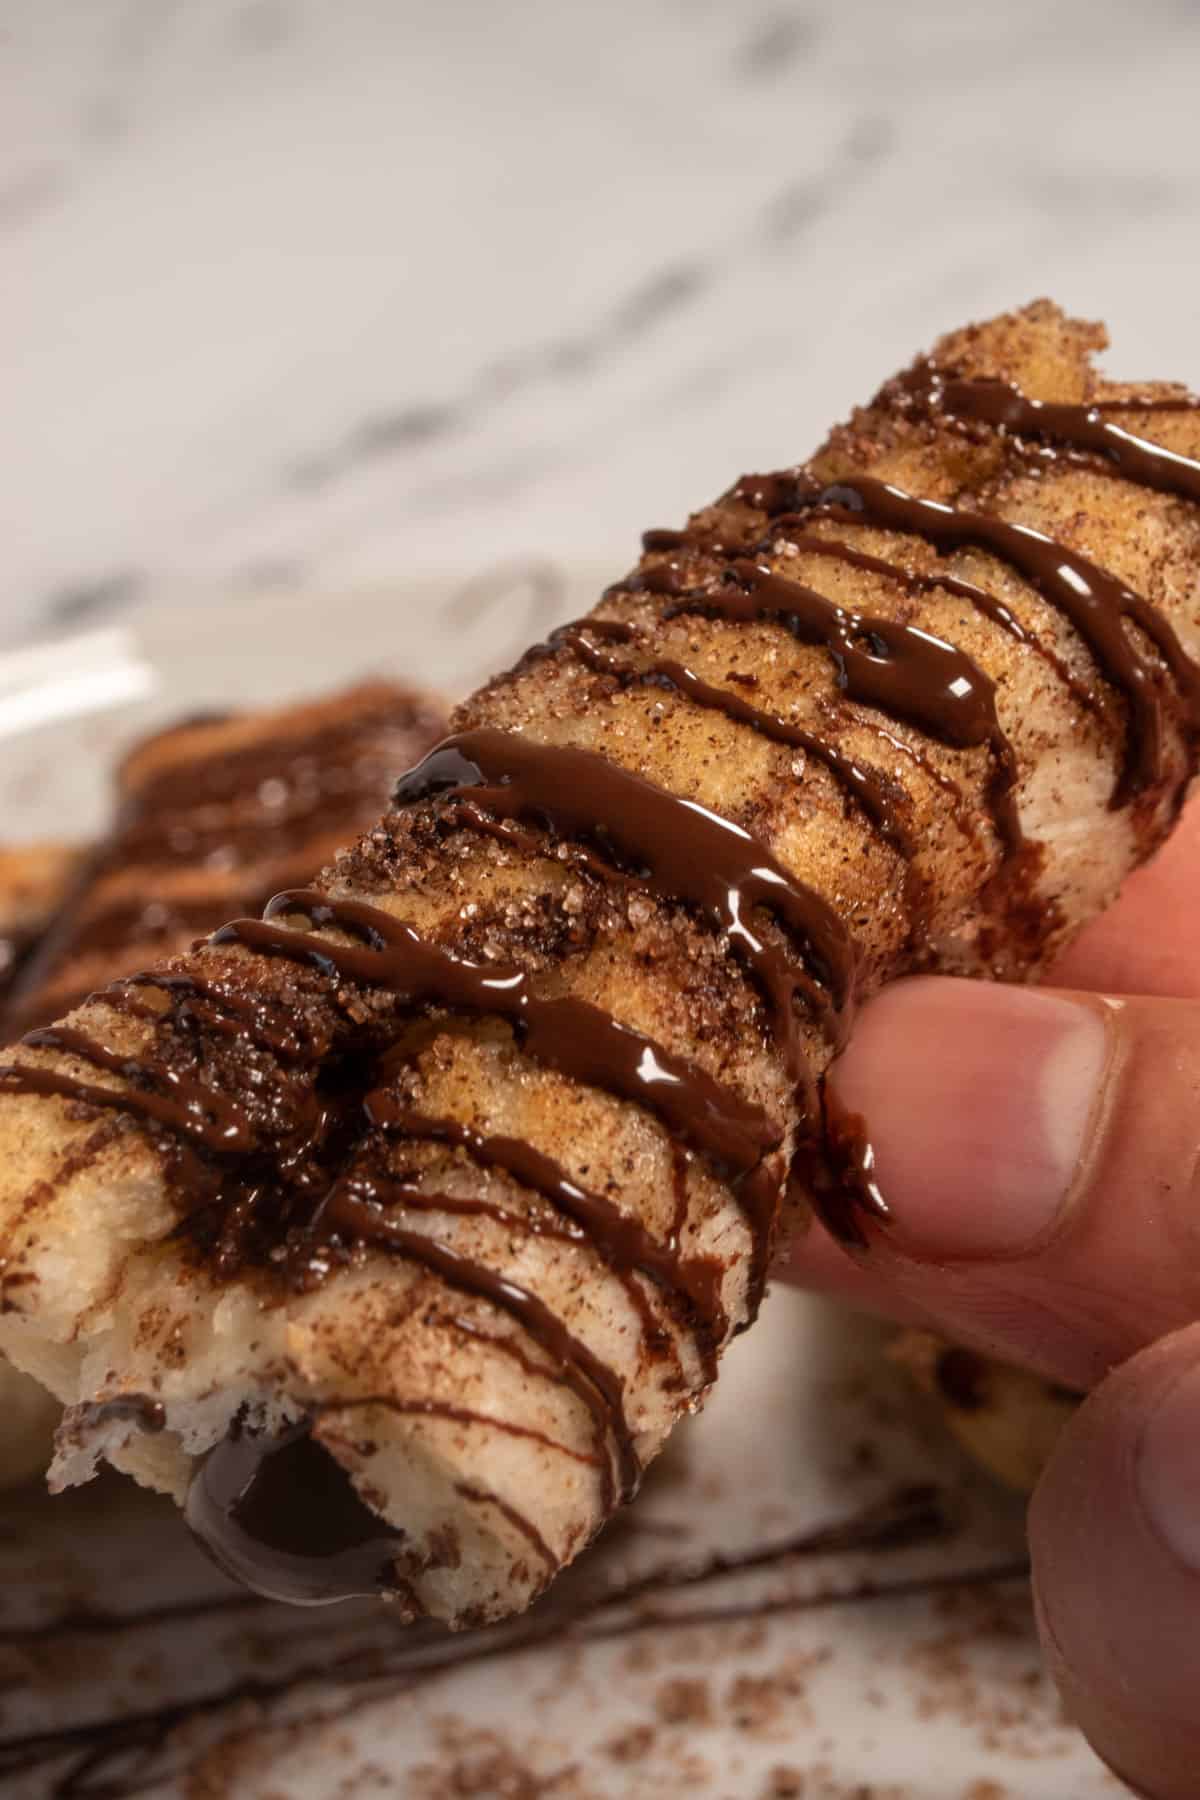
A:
[2,880,778,1565]
[214,886,783,1316]
[555,620,916,858]
[764,471,1200,803]
[675,560,1010,761]
[222,888,780,1181]
[10,1026,256,1152]
[808,1086,892,1252]
[6,331,1200,1622]
[1,864,786,1556]
[1090,394,1200,414]
[4,684,446,1040]
[453,1481,558,1571]
[365,1098,729,1365]
[638,546,1021,855]
[756,523,1103,716]
[312,1188,643,1510]
[909,367,1200,507]
[115,703,431,870]
[393,728,856,1051]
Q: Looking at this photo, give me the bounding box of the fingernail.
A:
[1136,1358,1200,1575]
[828,979,1111,1258]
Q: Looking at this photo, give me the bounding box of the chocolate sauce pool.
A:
[185,1419,407,1606]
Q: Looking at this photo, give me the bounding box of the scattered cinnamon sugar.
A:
[653,1675,714,1725]
[906,1584,1071,1760]
[333,1766,397,1796]
[407,1738,585,1800]
[767,1770,909,1800]
[181,1703,275,1798]
[726,1667,810,1736]
[601,1722,657,1762]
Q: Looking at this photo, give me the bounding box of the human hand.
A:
[782,795,1200,1799]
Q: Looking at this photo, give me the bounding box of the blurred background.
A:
[5,0,1200,650]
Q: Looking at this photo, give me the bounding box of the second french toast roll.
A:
[0,301,1197,1625]
[5,681,447,1039]
[0,844,81,1012]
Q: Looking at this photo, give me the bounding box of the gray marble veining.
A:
[5,0,1199,647]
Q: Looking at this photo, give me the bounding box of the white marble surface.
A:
[5,0,1200,649]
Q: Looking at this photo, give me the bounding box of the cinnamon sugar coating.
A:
[0,303,1195,1624]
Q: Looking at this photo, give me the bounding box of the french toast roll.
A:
[0,302,1197,1624]
[5,682,447,1039]
[889,1332,1078,1495]
[0,843,81,1012]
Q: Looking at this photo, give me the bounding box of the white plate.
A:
[0,559,599,843]
[0,579,1113,1798]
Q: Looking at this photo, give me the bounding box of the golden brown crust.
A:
[0,302,1196,1624]
[0,843,81,1005]
[5,681,447,1036]
[890,1330,1078,1494]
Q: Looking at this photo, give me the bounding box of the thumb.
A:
[1030,1323,1200,1798]
[789,978,1200,1390]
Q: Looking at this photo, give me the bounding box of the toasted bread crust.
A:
[0,303,1196,1624]
[5,682,447,1036]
